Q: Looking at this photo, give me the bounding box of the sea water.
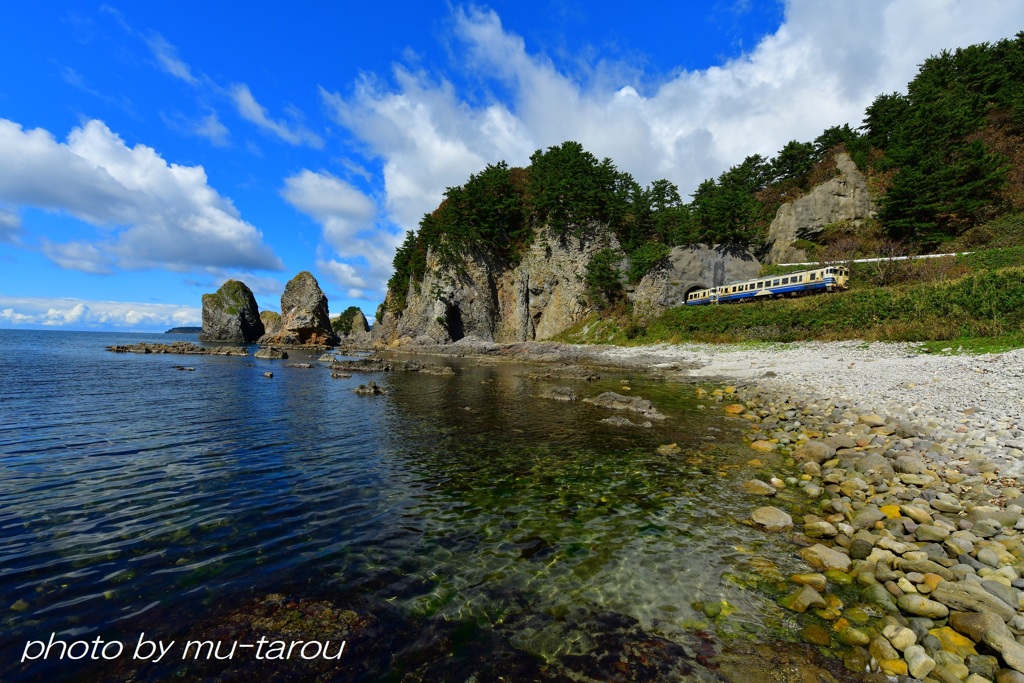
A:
[0,330,818,681]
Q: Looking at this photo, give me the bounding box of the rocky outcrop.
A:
[198,280,264,343]
[341,309,372,344]
[764,152,877,264]
[630,245,761,313]
[106,341,248,356]
[258,271,336,347]
[373,228,618,346]
[260,311,282,337]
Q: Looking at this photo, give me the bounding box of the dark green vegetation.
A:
[559,247,1024,349]
[385,33,1024,334]
[330,305,363,335]
[385,143,694,312]
[202,279,251,317]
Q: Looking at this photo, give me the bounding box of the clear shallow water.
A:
[0,330,816,682]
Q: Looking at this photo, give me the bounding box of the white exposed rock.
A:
[764,152,877,264]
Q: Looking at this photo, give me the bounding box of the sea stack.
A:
[198,279,264,343]
[259,271,336,346]
[348,309,371,343]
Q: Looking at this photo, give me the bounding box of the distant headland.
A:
[165,326,202,334]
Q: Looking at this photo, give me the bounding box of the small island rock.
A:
[259,271,336,347]
[199,280,264,343]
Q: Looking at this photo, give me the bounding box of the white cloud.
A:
[282,169,377,249]
[326,0,1024,230]
[0,295,200,330]
[0,117,283,273]
[230,83,324,148]
[316,258,370,290]
[0,206,19,242]
[282,170,402,298]
[146,32,200,86]
[162,111,231,147]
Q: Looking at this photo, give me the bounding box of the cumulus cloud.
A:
[0,296,200,330]
[0,117,283,273]
[230,83,324,148]
[325,0,1024,233]
[282,169,402,298]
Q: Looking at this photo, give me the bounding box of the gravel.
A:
[577,340,1024,478]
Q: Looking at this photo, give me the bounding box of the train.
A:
[684,265,850,306]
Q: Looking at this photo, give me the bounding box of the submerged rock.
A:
[600,415,652,428]
[354,380,387,396]
[740,479,777,496]
[751,506,793,532]
[540,387,578,402]
[583,392,666,420]
[199,279,265,343]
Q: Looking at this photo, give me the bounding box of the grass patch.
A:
[560,265,1024,349]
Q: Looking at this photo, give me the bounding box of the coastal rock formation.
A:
[258,271,336,347]
[260,311,282,337]
[198,280,264,343]
[348,309,371,342]
[630,245,762,314]
[338,308,372,344]
[764,152,877,264]
[106,341,248,356]
[373,228,618,346]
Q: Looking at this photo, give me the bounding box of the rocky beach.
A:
[373,338,1024,680]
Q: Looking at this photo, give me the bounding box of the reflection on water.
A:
[0,330,813,681]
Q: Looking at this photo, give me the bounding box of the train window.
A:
[782,277,789,284]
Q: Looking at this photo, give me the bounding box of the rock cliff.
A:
[764,152,877,264]
[258,271,336,346]
[198,279,264,343]
[373,229,617,346]
[630,245,761,313]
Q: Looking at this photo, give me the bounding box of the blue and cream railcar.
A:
[684,265,850,306]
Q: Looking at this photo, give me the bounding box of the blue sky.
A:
[1,1,1023,331]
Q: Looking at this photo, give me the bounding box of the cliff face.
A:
[764,152,877,264]
[373,229,616,346]
[630,246,761,314]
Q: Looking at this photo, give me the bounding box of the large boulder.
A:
[259,271,336,346]
[199,279,264,343]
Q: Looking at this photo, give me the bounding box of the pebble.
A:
[594,340,1024,678]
